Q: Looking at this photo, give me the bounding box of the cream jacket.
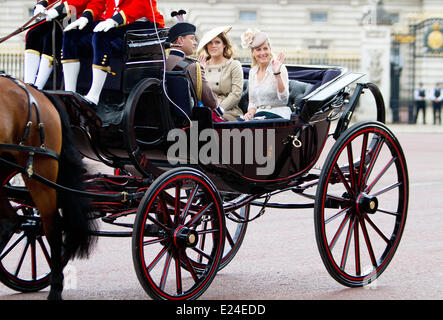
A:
[205,58,244,121]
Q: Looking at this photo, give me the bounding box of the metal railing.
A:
[0,46,24,79]
[1,45,362,81]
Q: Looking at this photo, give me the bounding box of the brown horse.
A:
[0,75,96,300]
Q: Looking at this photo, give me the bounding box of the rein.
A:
[0,0,62,44]
[0,73,59,178]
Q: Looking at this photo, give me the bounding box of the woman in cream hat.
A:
[197,26,244,121]
[240,29,290,120]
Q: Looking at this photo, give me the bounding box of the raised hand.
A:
[271,52,285,74]
[197,54,208,69]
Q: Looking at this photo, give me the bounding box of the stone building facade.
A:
[1,0,443,122]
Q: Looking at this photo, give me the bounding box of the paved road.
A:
[0,125,442,302]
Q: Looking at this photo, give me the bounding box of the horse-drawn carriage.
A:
[0,27,408,300]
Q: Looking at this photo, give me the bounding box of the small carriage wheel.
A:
[188,194,249,273]
[0,173,51,292]
[314,121,408,287]
[132,167,225,300]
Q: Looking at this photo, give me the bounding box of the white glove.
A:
[64,17,89,32]
[93,19,118,32]
[45,8,59,22]
[33,4,45,16]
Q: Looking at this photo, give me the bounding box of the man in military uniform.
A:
[166,22,219,111]
[61,0,165,105]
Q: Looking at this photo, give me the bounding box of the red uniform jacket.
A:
[36,0,59,5]
[36,0,59,8]
[44,0,89,18]
[64,0,90,18]
[83,0,164,27]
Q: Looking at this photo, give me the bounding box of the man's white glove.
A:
[93,19,118,32]
[45,8,59,22]
[64,17,89,32]
[33,4,45,16]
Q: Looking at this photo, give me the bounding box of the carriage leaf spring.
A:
[226,194,271,224]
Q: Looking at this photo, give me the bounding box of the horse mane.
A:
[43,92,98,259]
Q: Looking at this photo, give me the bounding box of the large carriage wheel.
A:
[132,167,225,300]
[0,173,52,292]
[314,121,408,287]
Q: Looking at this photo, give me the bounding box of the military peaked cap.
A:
[167,22,196,43]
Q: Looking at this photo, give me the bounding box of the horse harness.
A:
[0,73,59,178]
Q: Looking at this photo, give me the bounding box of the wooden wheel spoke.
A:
[146,214,170,233]
[191,246,212,262]
[30,239,37,280]
[376,207,401,217]
[160,252,172,290]
[197,228,219,236]
[371,182,402,197]
[158,192,173,227]
[14,239,30,277]
[142,237,168,247]
[37,237,51,266]
[365,156,396,194]
[174,251,183,295]
[225,228,235,248]
[325,193,349,203]
[180,185,199,223]
[361,137,385,189]
[174,183,182,224]
[334,164,354,196]
[364,215,390,244]
[198,221,208,264]
[346,143,357,192]
[329,213,350,251]
[185,202,213,228]
[354,220,361,276]
[0,233,26,261]
[325,206,351,224]
[359,219,378,268]
[340,217,356,270]
[358,132,369,188]
[148,245,169,272]
[181,251,199,282]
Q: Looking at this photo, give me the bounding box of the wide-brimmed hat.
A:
[197,25,232,53]
[241,28,269,49]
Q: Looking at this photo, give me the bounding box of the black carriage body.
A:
[167,117,331,194]
[51,93,331,195]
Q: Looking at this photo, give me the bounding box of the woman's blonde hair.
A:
[251,40,275,67]
[203,32,234,59]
